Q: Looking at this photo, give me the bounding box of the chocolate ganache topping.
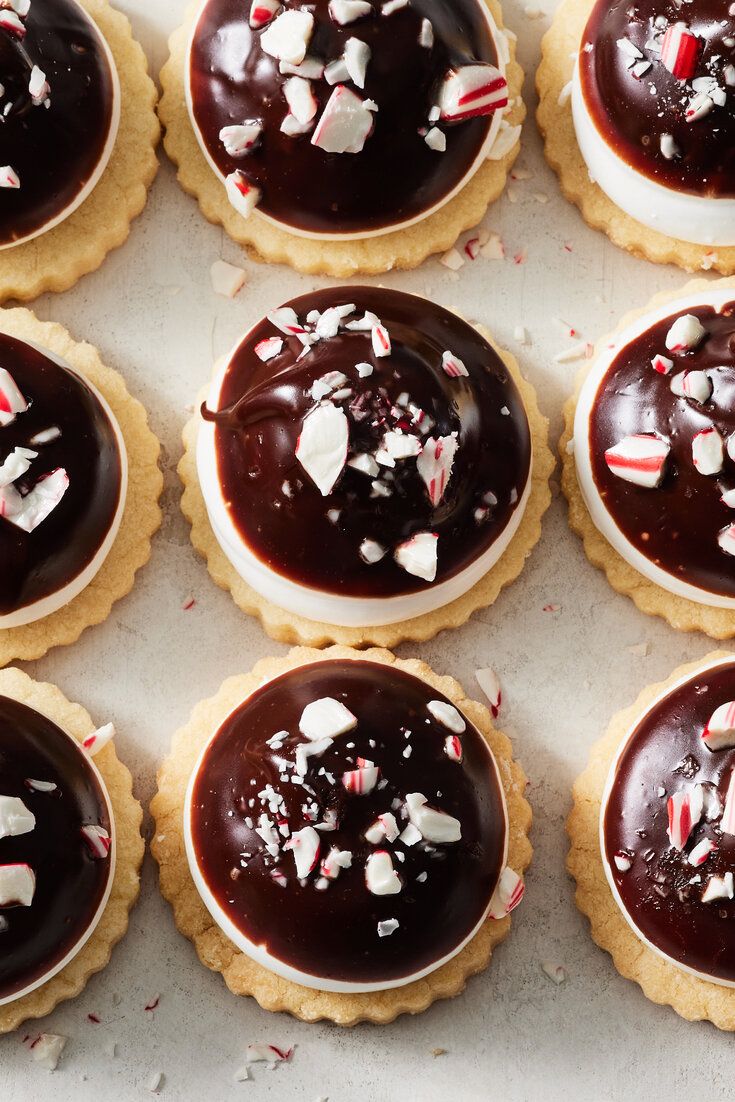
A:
[603,659,735,984]
[0,335,123,618]
[579,0,735,197]
[0,695,112,1003]
[588,300,735,600]
[204,287,531,599]
[0,0,117,248]
[189,660,509,985]
[188,0,508,234]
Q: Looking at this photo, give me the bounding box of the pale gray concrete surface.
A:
[0,1,728,1098]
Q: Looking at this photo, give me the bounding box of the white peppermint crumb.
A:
[541,961,567,985]
[147,1071,164,1093]
[234,1065,251,1082]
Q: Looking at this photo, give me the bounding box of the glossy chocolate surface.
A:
[604,660,735,983]
[579,0,735,198]
[190,660,506,984]
[0,695,111,1001]
[0,335,123,616]
[0,0,116,247]
[589,301,735,598]
[208,287,531,599]
[189,0,497,234]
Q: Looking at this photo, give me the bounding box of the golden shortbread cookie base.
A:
[0,667,144,1033]
[536,0,735,274]
[0,308,163,665]
[179,323,553,647]
[159,0,524,277]
[560,276,735,638]
[151,645,532,1026]
[0,0,159,303]
[568,650,735,1029]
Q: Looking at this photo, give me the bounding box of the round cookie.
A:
[537,0,735,274]
[0,0,159,303]
[0,666,143,1033]
[159,0,524,277]
[151,645,532,1025]
[179,289,552,648]
[560,277,735,638]
[0,307,162,665]
[568,651,735,1028]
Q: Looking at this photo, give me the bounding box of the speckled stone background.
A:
[0,1,726,1098]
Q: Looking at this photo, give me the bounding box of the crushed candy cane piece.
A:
[406,791,461,843]
[283,75,318,124]
[0,367,27,426]
[219,121,262,156]
[541,961,566,984]
[295,401,348,495]
[365,849,402,895]
[225,171,261,218]
[416,434,458,507]
[488,866,524,918]
[719,525,735,557]
[371,323,391,357]
[255,337,284,362]
[359,538,386,564]
[692,427,724,475]
[25,778,57,793]
[604,434,669,488]
[702,872,734,902]
[320,846,352,879]
[0,445,35,488]
[31,1034,67,1071]
[651,354,674,375]
[81,824,111,859]
[475,667,502,717]
[439,64,508,121]
[661,22,700,81]
[284,825,320,877]
[487,120,522,160]
[343,37,370,88]
[377,918,399,937]
[665,313,707,352]
[210,259,246,298]
[440,247,464,271]
[299,697,356,740]
[249,0,280,28]
[667,784,703,850]
[328,0,371,23]
[703,702,735,751]
[613,851,632,872]
[260,9,313,64]
[441,351,468,378]
[394,530,438,581]
[670,369,712,404]
[419,17,433,47]
[311,85,377,154]
[82,722,115,756]
[660,133,680,160]
[0,862,35,906]
[365,811,399,844]
[0,165,19,189]
[343,760,380,794]
[0,10,24,37]
[720,768,735,835]
[427,700,466,733]
[424,126,446,152]
[1,468,69,532]
[29,426,60,446]
[0,795,34,839]
[688,837,718,866]
[244,1044,294,1064]
[444,735,462,762]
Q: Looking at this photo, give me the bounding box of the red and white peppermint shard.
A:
[703,702,735,751]
[267,306,308,337]
[299,696,357,740]
[702,872,734,903]
[660,23,700,81]
[604,434,669,488]
[371,323,391,357]
[365,812,399,844]
[342,759,380,794]
[260,9,314,64]
[295,401,349,496]
[720,768,735,836]
[427,699,466,733]
[394,530,438,581]
[254,337,283,362]
[225,171,261,219]
[365,850,402,895]
[613,851,632,872]
[406,792,462,843]
[667,784,703,850]
[3,468,69,533]
[81,824,111,859]
[28,65,49,105]
[328,0,371,23]
[284,825,321,878]
[488,866,524,919]
[692,427,724,475]
[475,666,502,717]
[719,524,735,557]
[0,10,25,37]
[320,846,352,880]
[0,369,25,428]
[670,369,712,404]
[219,121,263,156]
[439,64,508,121]
[651,354,674,375]
[0,863,35,906]
[688,837,718,867]
[344,37,371,89]
[665,313,707,352]
[249,0,280,27]
[82,722,115,757]
[311,85,377,154]
[441,350,469,378]
[0,165,19,190]
[444,735,463,762]
[416,433,458,507]
[0,445,35,487]
[0,795,34,839]
[283,76,318,125]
